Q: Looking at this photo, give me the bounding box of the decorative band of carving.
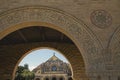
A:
[108,26,120,68]
[0,6,103,70]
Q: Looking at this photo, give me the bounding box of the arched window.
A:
[36,78,40,80]
[52,77,56,80]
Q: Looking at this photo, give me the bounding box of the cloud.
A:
[29,66,36,71]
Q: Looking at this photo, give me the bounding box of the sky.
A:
[19,49,69,71]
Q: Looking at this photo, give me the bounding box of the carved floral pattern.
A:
[0,6,103,71]
[91,10,112,29]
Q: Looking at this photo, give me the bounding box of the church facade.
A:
[32,54,72,80]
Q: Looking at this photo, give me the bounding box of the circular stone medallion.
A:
[91,10,112,29]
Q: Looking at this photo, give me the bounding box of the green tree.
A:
[15,66,25,80]
[15,64,35,80]
[21,69,35,80]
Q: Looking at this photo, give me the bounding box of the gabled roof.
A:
[32,53,69,73]
[47,53,63,62]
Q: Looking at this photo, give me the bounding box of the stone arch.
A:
[12,44,80,80]
[0,6,104,80]
[108,25,120,69]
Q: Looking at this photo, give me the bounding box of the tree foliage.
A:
[15,64,35,80]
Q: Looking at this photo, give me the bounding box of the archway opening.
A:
[36,78,40,80]
[52,77,56,80]
[17,48,72,80]
[0,26,85,80]
[45,78,49,80]
[68,77,73,80]
[59,77,64,80]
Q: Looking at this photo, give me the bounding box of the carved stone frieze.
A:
[0,6,103,71]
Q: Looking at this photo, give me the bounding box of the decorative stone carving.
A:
[81,31,104,71]
[109,26,120,70]
[67,23,82,39]
[91,10,112,29]
[0,6,103,72]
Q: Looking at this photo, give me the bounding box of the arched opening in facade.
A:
[0,6,105,80]
[0,25,86,80]
[36,78,40,80]
[45,78,49,80]
[52,77,57,80]
[18,48,72,80]
[59,77,64,80]
[68,77,73,80]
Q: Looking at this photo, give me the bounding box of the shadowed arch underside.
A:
[0,6,104,80]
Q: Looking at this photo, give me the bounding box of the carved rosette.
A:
[0,6,103,71]
[91,10,112,29]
